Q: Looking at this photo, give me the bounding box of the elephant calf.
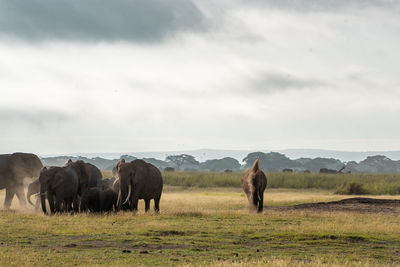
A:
[81,187,117,213]
[27,178,41,211]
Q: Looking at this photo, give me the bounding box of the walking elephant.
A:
[241,159,267,213]
[39,165,79,214]
[117,159,163,213]
[0,153,43,209]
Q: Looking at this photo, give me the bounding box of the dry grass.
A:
[1,186,400,266]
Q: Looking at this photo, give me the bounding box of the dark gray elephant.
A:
[98,177,116,190]
[241,159,267,213]
[39,165,79,214]
[65,160,102,211]
[27,178,41,210]
[0,153,43,209]
[117,159,163,213]
[81,187,117,212]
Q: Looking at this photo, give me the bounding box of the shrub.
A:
[335,182,369,195]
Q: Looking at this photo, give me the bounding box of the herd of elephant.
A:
[0,152,266,214]
[0,153,163,214]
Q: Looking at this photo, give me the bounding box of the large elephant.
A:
[117,159,163,213]
[39,165,79,214]
[65,160,102,207]
[241,159,267,213]
[0,153,43,209]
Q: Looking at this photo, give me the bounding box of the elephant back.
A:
[2,153,43,181]
[86,163,102,188]
[136,161,163,199]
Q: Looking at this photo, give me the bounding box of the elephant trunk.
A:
[40,183,47,214]
[27,181,39,207]
[27,186,35,207]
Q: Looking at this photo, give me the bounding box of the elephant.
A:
[98,177,116,190]
[39,165,79,214]
[0,152,43,209]
[81,187,117,212]
[241,159,267,213]
[117,159,163,213]
[66,160,101,194]
[27,178,41,210]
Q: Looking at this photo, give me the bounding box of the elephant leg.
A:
[252,192,258,210]
[66,201,73,212]
[73,197,79,213]
[257,192,264,213]
[4,187,16,210]
[154,198,160,213]
[54,193,63,213]
[144,199,150,213]
[15,184,27,209]
[131,196,139,212]
[47,192,55,214]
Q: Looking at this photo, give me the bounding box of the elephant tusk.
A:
[123,184,131,205]
[33,193,40,197]
[117,189,121,206]
[40,192,47,196]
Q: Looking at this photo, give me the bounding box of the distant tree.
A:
[142,158,170,170]
[199,157,241,172]
[120,155,137,162]
[165,154,199,170]
[243,152,301,172]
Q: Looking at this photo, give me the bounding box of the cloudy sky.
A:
[1,0,399,155]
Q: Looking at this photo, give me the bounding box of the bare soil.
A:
[268,197,400,213]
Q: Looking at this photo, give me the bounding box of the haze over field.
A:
[1,0,399,154]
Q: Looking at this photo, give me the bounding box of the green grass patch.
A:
[160,172,400,195]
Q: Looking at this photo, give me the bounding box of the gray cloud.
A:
[242,0,398,12]
[0,0,205,42]
[249,72,326,94]
[0,108,71,129]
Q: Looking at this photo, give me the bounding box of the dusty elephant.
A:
[39,166,80,214]
[241,159,267,213]
[27,178,41,210]
[0,152,43,209]
[117,159,163,213]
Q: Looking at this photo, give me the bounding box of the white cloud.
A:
[0,1,400,154]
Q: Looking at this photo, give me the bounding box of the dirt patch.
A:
[267,197,400,213]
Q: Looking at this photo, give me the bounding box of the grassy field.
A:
[156,171,400,195]
[1,186,400,266]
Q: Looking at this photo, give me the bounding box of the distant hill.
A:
[41,149,400,163]
[279,149,400,162]
[40,149,400,173]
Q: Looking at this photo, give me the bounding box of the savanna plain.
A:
[1,172,400,266]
